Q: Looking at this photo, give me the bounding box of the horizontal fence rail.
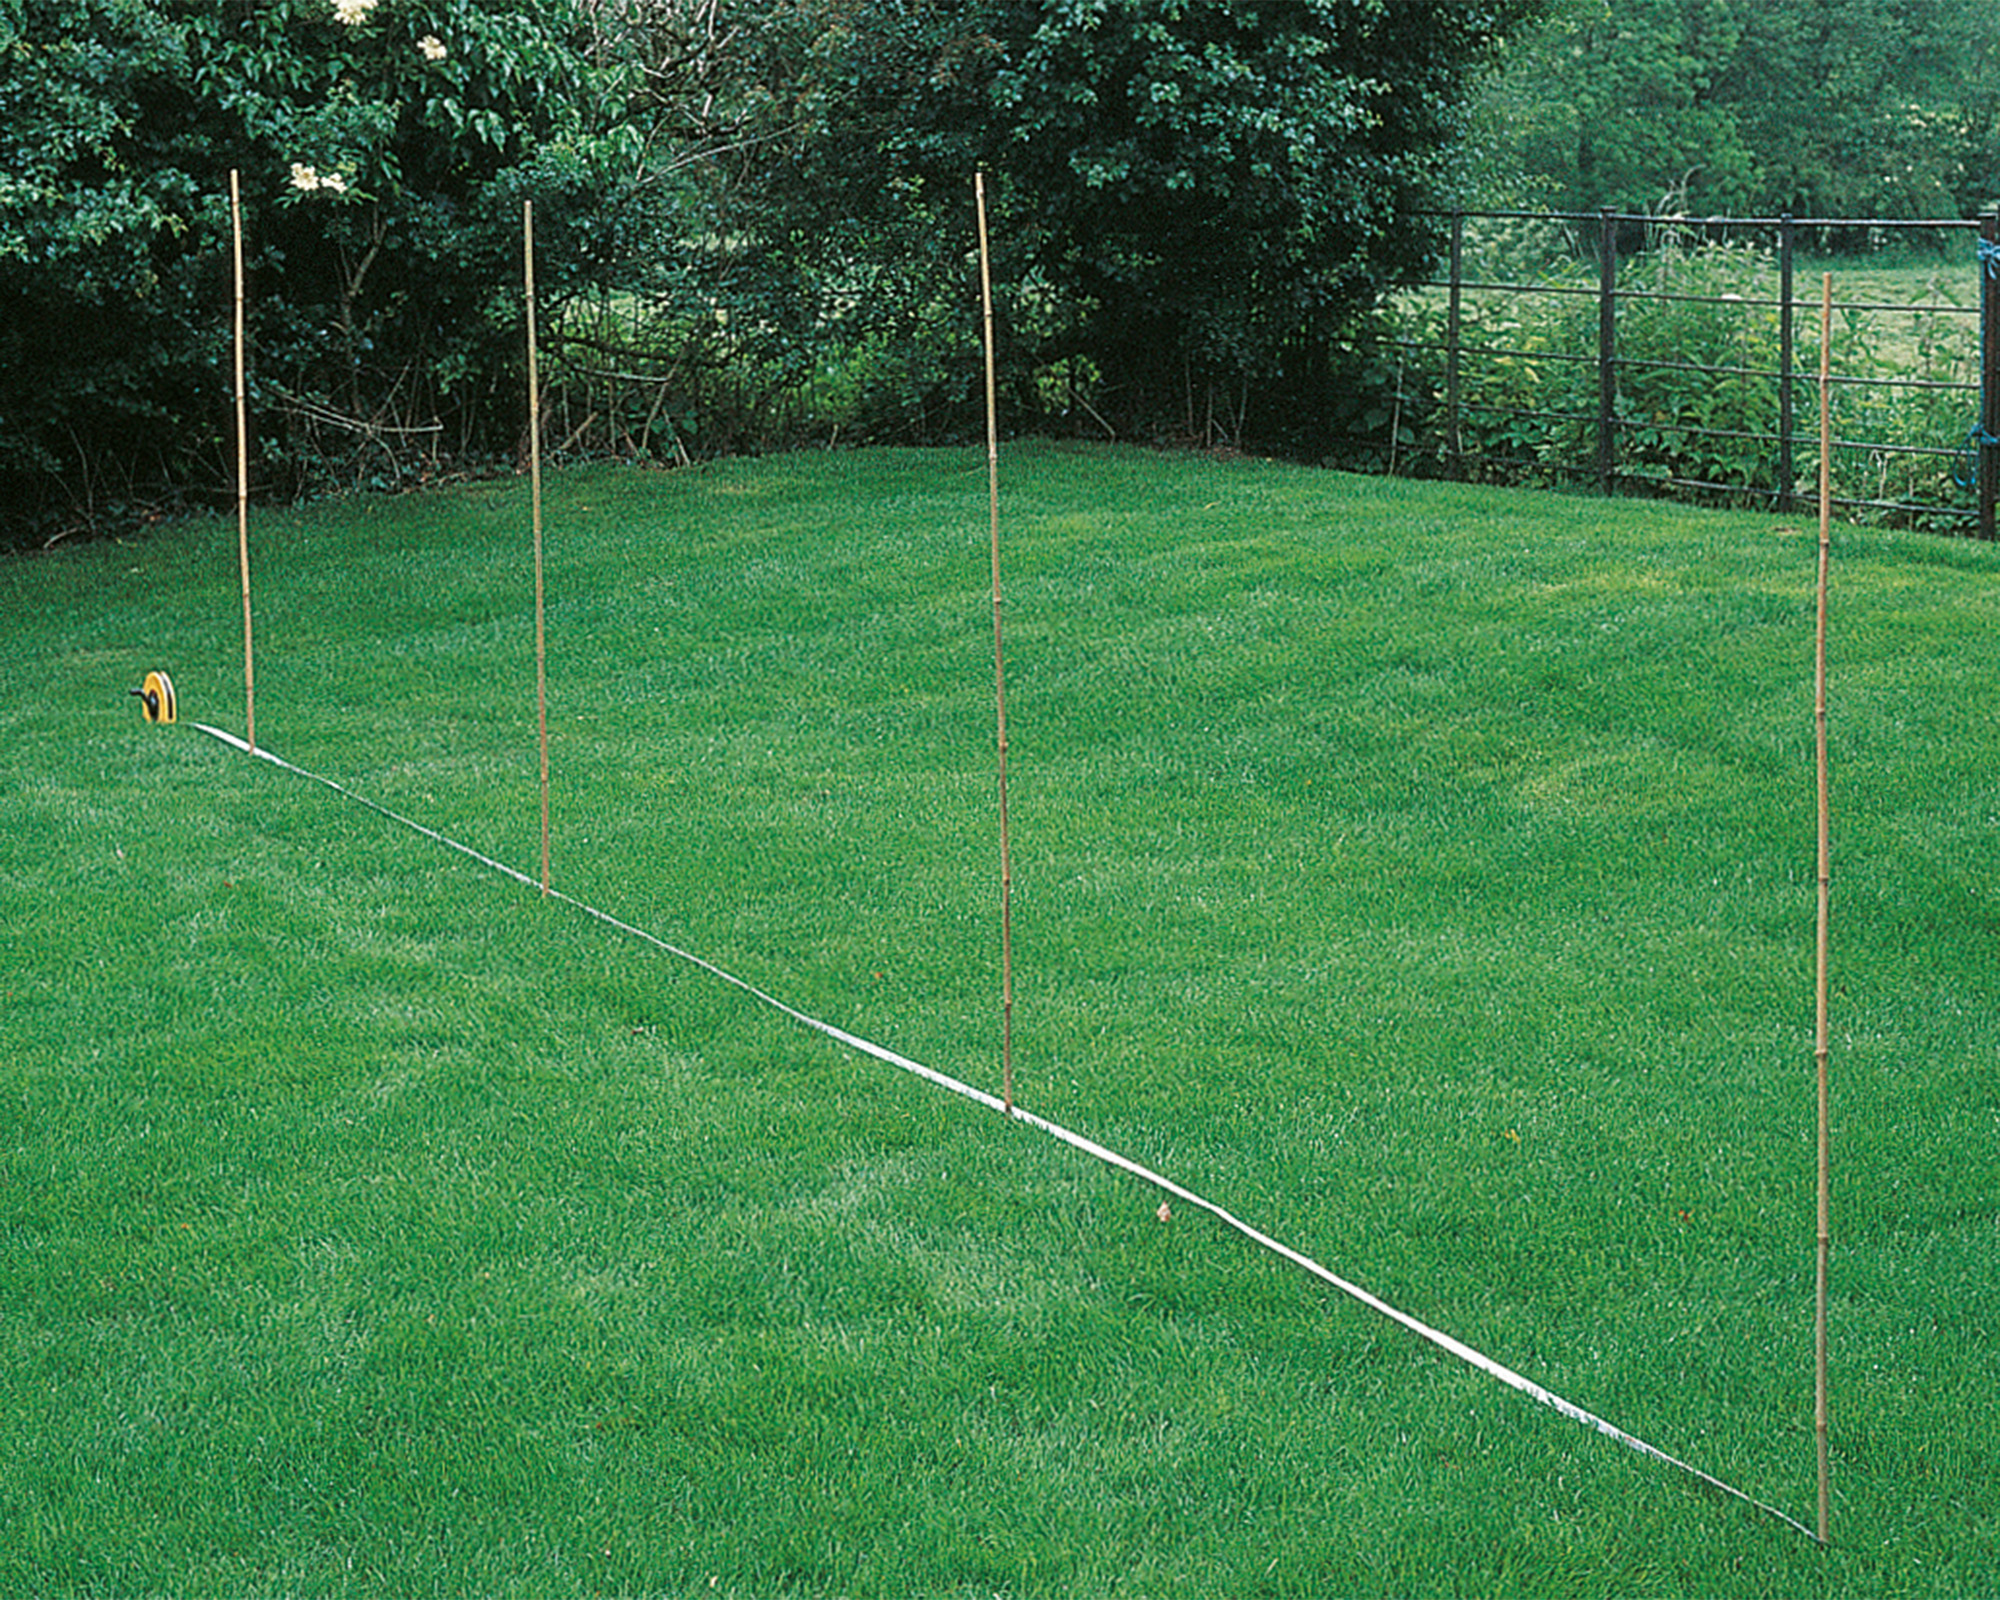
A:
[1391,208,2000,538]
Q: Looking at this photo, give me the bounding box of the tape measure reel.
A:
[130,670,177,725]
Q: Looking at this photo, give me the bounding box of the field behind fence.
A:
[1389,211,1999,536]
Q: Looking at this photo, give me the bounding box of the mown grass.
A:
[3,444,1997,1597]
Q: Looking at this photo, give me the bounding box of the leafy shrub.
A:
[0,0,630,545]
[1393,229,1985,527]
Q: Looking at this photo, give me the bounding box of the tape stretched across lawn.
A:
[192,721,1820,1544]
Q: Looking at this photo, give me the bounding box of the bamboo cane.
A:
[231,171,255,754]
[975,171,1015,1116]
[527,200,551,897]
[1814,271,1834,1547]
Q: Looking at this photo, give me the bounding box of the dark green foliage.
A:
[762,0,1544,448]
[0,0,627,544]
[1480,0,2000,219]
[0,0,1551,531]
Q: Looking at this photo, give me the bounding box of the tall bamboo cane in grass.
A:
[526,200,551,898]
[230,171,256,753]
[975,172,1015,1115]
[1814,272,1834,1547]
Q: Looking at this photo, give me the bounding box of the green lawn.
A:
[4,444,1996,1597]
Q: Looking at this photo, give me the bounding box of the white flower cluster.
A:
[331,0,377,23]
[419,34,447,60]
[289,163,350,195]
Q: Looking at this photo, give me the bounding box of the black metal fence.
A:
[1397,209,2000,537]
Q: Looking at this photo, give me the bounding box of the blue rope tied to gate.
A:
[1957,434,1995,491]
[1960,237,2000,487]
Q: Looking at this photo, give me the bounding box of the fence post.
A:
[1981,211,1999,540]
[1779,214,1795,516]
[1447,208,1464,480]
[1598,209,1618,495]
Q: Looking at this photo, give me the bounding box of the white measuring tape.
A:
[191,720,1819,1543]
